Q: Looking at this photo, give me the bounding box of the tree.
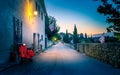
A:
[85,33,88,39]
[63,29,69,43]
[45,15,50,35]
[80,33,84,39]
[45,16,60,40]
[51,34,61,42]
[91,34,93,38]
[94,0,120,40]
[73,24,79,43]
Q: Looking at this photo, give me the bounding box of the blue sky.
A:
[44,0,108,35]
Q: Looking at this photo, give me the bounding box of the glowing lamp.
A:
[53,37,57,41]
[34,11,38,16]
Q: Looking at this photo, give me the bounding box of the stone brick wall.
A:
[78,43,120,68]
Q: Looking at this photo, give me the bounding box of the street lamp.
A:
[54,37,57,41]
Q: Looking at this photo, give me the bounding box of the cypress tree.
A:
[85,33,87,39]
[73,24,79,44]
[63,29,69,43]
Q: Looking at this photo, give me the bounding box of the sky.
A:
[44,0,109,35]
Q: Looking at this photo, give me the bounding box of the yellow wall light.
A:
[34,10,38,16]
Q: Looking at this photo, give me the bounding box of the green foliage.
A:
[63,30,69,43]
[85,33,87,38]
[95,0,120,40]
[105,37,119,43]
[45,16,60,40]
[50,33,61,42]
[114,32,120,41]
[73,24,79,43]
[73,24,78,35]
[45,15,50,34]
[80,33,84,39]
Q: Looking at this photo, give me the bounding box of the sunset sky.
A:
[44,0,109,35]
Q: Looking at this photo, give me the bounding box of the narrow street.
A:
[0,42,120,75]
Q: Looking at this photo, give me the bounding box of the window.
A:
[35,1,44,20]
[35,1,40,16]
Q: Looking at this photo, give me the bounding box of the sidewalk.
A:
[0,62,17,72]
[0,45,54,72]
[0,49,43,72]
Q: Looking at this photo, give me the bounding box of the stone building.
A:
[0,0,47,64]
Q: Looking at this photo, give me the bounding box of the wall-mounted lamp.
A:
[34,10,38,16]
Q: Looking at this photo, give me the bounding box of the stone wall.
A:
[78,43,120,68]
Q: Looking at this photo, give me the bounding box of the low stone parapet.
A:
[78,43,120,68]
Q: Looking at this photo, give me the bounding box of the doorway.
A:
[13,17,22,51]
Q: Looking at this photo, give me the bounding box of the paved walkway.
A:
[0,42,120,75]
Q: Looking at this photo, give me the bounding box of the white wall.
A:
[0,0,46,64]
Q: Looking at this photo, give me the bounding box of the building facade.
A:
[0,0,47,64]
